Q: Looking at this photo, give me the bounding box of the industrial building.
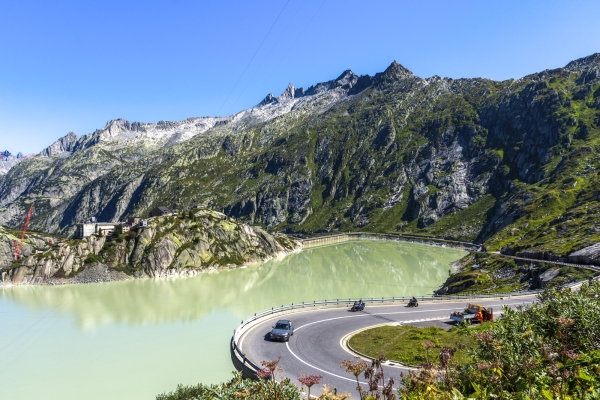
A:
[75,222,117,238]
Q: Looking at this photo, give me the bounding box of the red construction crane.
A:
[13,204,34,261]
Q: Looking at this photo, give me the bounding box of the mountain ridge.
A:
[1,53,600,269]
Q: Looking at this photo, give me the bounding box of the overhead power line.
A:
[216,0,291,116]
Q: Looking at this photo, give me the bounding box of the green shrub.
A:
[401,281,600,399]
[156,371,300,400]
[84,253,103,264]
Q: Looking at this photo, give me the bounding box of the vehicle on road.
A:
[350,299,365,312]
[270,320,294,341]
[450,303,493,324]
[407,298,419,307]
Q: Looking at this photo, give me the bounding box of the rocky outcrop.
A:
[536,267,561,288]
[435,252,593,295]
[0,208,301,285]
[39,132,78,157]
[568,243,600,266]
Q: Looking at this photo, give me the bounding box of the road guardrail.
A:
[230,280,594,377]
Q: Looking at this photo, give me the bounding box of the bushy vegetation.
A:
[155,371,300,400]
[156,359,349,400]
[437,252,595,295]
[401,282,600,399]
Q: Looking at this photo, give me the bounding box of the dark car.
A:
[270,320,294,342]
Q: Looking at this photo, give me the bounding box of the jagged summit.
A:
[258,93,276,107]
[39,131,78,157]
[255,61,416,109]
[277,83,298,102]
[101,118,146,137]
[256,69,363,108]
[372,60,414,84]
[0,151,26,159]
[565,53,600,72]
[386,60,413,77]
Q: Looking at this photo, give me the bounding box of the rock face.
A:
[568,243,600,265]
[536,267,561,288]
[39,132,78,157]
[0,208,301,285]
[1,54,600,262]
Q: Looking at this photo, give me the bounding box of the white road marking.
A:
[294,304,512,332]
[240,300,531,382]
[285,341,369,385]
[285,305,520,380]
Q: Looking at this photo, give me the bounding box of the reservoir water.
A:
[0,239,466,399]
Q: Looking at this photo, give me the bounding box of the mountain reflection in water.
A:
[1,240,466,329]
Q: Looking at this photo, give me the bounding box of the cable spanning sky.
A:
[1,0,599,154]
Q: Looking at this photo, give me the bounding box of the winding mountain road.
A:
[236,297,536,396]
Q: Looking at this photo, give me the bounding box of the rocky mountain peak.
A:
[379,60,413,80]
[1,150,10,158]
[276,83,296,102]
[94,118,148,141]
[104,118,131,137]
[334,70,358,87]
[565,53,600,72]
[16,152,23,159]
[258,93,276,107]
[256,69,364,108]
[39,131,78,157]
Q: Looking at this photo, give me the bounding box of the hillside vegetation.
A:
[0,208,299,285]
[1,54,600,286]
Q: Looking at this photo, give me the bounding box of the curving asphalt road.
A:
[237,297,536,396]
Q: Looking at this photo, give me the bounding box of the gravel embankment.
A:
[46,263,132,285]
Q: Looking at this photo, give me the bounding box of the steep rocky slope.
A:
[1,54,600,266]
[0,208,300,285]
[435,252,594,295]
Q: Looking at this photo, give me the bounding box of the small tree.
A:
[113,225,123,238]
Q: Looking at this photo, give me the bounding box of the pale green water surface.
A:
[0,240,466,399]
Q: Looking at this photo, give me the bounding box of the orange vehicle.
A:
[450,303,493,324]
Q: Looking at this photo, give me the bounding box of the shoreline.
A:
[1,232,478,289]
[0,243,304,288]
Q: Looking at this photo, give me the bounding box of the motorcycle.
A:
[407,299,419,307]
[350,301,365,312]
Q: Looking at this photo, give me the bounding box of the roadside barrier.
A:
[300,232,480,251]
[299,232,600,273]
[230,275,598,378]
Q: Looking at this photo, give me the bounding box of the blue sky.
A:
[1,0,599,154]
